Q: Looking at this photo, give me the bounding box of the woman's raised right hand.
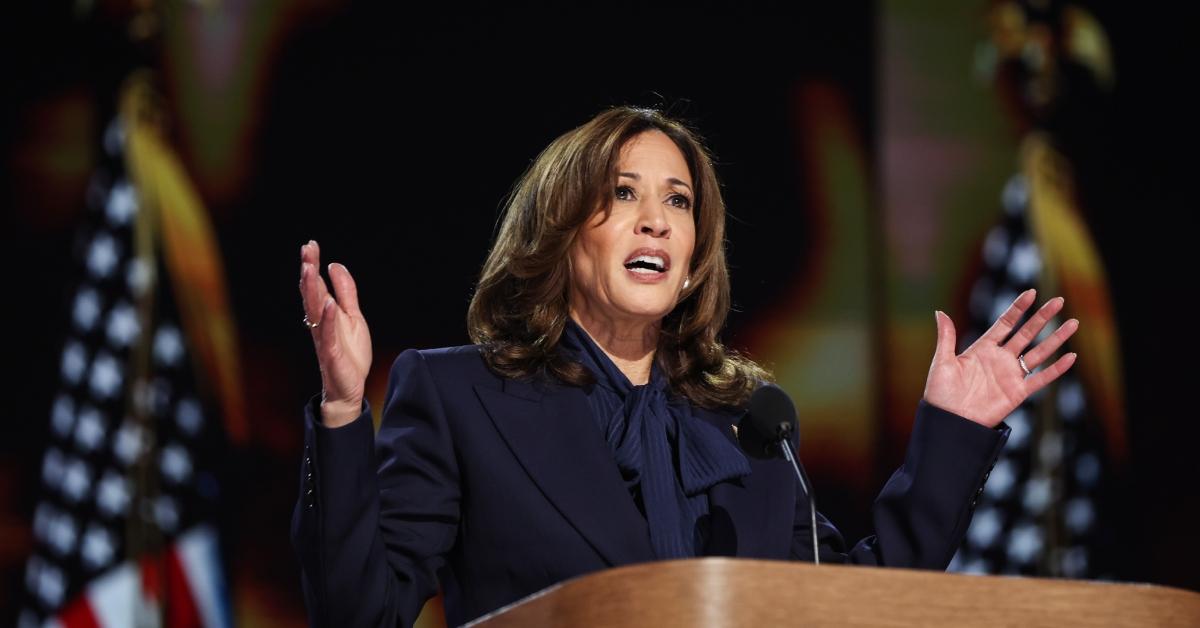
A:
[299,240,373,427]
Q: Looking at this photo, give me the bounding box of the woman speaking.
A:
[291,107,1078,627]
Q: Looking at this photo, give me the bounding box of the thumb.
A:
[934,310,957,362]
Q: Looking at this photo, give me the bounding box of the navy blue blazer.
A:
[291,346,1008,627]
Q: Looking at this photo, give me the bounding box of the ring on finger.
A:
[303,314,320,330]
[1018,354,1032,375]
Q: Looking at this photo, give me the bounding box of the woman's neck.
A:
[568,307,658,385]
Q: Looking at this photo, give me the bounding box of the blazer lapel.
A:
[473,378,654,567]
[693,406,795,559]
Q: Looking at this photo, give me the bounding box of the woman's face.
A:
[569,130,696,328]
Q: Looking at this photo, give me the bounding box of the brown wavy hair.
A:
[467,106,769,409]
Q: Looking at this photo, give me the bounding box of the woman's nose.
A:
[636,201,670,238]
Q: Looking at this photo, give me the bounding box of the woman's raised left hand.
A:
[923,289,1079,429]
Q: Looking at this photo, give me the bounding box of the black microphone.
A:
[737,384,821,564]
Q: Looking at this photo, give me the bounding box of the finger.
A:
[300,242,331,317]
[300,239,324,283]
[300,239,320,267]
[980,289,1037,344]
[317,296,338,354]
[300,261,332,327]
[1020,318,1079,369]
[1004,296,1064,355]
[1023,352,1078,396]
[328,263,361,317]
[307,241,331,304]
[934,311,957,361]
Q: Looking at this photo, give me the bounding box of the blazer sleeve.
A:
[790,400,1009,569]
[290,349,461,628]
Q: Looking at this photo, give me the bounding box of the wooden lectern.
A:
[466,558,1200,627]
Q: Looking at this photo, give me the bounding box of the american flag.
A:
[17,111,232,627]
[947,171,1116,579]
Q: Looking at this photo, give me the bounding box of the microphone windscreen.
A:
[737,384,799,459]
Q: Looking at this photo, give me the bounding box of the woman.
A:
[291,107,1078,627]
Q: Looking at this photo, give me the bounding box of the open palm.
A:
[924,290,1079,429]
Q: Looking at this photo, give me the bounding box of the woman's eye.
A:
[615,185,635,201]
[669,194,692,209]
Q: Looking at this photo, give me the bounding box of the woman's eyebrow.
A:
[667,177,693,193]
[618,172,693,193]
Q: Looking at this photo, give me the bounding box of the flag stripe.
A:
[165,544,204,628]
[177,526,232,628]
[57,596,100,628]
[84,564,138,628]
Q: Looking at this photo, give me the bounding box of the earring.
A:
[682,276,691,290]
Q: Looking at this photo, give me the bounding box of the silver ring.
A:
[303,314,320,330]
[1018,354,1032,375]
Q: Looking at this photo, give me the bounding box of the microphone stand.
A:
[778,427,820,565]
